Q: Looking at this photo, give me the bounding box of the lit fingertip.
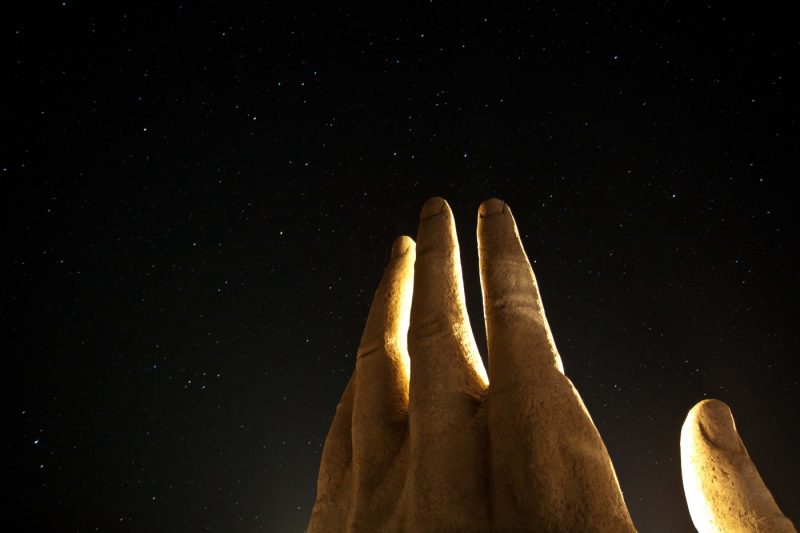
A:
[419,196,447,220]
[693,399,740,452]
[391,235,415,259]
[478,198,506,217]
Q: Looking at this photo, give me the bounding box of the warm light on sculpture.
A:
[309,197,796,532]
[681,399,795,532]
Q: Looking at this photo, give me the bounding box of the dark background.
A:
[4,2,799,531]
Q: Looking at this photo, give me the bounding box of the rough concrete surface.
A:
[681,399,796,532]
[308,198,635,532]
[309,198,794,532]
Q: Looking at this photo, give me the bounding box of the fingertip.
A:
[391,235,416,259]
[477,199,518,242]
[478,198,507,217]
[683,400,740,456]
[691,399,740,452]
[681,399,795,532]
[415,197,457,254]
[420,196,449,220]
[692,398,733,419]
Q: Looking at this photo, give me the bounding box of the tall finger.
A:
[681,399,796,533]
[350,236,415,523]
[478,198,635,531]
[406,197,490,529]
[477,197,562,383]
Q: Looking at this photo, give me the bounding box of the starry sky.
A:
[5,3,799,531]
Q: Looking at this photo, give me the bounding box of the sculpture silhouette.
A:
[308,198,795,532]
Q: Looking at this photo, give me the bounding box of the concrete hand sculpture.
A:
[308,197,634,532]
[308,197,795,532]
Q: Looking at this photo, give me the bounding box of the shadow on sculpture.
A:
[308,197,795,532]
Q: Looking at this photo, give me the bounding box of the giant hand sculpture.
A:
[308,197,795,532]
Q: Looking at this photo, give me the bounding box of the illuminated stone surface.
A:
[681,399,796,533]
[308,198,635,532]
[308,198,795,532]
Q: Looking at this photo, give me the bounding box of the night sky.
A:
[5,3,799,531]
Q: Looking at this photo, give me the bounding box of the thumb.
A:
[680,399,796,532]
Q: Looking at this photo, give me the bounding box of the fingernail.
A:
[479,198,506,217]
[391,236,414,258]
[696,399,740,452]
[420,197,447,220]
